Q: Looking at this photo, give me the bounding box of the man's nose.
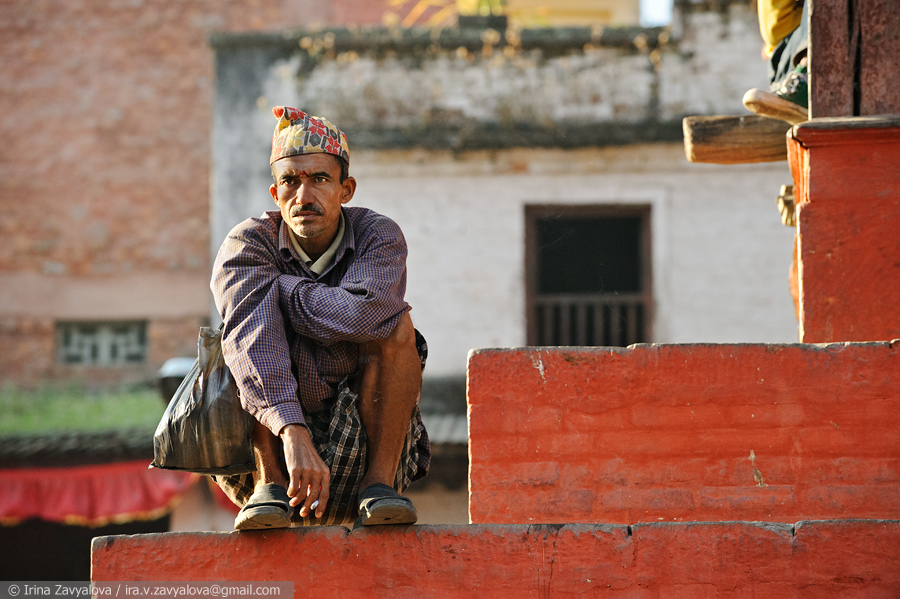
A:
[294,180,314,202]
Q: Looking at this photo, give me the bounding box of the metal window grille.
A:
[57,321,147,365]
[534,293,646,346]
[526,205,652,347]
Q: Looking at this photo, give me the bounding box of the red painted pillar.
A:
[788,116,900,343]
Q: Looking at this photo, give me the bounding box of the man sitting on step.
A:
[210,106,429,530]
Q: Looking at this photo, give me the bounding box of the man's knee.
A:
[388,311,416,346]
[365,312,416,359]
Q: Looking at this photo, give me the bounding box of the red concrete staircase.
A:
[91,520,900,596]
[91,115,900,596]
[467,342,900,526]
[91,339,900,596]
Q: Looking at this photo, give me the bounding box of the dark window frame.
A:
[525,204,653,347]
[55,320,148,366]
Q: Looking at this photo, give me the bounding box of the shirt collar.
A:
[286,212,345,275]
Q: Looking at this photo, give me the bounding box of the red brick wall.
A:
[0,318,55,385]
[467,342,900,524]
[0,315,211,389]
[0,0,394,386]
[91,521,900,596]
[2,0,277,277]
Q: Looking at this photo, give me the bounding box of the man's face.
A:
[269,153,356,258]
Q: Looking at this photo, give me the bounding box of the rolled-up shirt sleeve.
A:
[275,214,410,344]
[211,219,307,434]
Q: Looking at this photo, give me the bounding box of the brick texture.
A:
[0,0,421,279]
[0,0,391,386]
[0,316,210,389]
[91,521,900,597]
[467,342,900,524]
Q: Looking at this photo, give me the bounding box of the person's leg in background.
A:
[744,0,809,124]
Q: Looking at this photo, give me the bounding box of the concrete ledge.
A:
[91,521,900,596]
[468,342,900,524]
[208,25,669,54]
[345,121,685,152]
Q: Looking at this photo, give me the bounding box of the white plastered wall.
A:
[347,145,799,377]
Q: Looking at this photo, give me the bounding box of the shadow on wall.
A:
[0,517,170,580]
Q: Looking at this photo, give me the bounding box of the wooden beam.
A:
[682,115,790,164]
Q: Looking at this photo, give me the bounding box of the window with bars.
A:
[56,321,148,366]
[526,205,652,347]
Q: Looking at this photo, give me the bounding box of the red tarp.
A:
[0,461,198,526]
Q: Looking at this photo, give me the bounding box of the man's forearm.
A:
[275,274,408,344]
[217,283,307,432]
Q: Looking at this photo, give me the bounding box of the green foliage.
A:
[0,384,166,436]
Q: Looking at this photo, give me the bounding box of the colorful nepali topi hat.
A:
[270,106,350,166]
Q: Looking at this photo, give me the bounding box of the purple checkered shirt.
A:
[211,207,411,435]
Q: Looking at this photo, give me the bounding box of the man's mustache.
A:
[290,203,324,217]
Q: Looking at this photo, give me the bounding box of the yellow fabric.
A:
[758,0,804,56]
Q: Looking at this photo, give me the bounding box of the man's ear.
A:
[341,177,357,205]
[269,183,278,205]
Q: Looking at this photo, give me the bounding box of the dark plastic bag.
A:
[151,325,255,475]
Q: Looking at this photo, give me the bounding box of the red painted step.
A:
[468,342,900,524]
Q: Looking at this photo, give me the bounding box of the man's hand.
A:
[280,424,330,519]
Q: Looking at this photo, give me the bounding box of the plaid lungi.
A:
[213,330,429,527]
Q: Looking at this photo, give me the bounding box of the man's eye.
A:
[315,176,327,183]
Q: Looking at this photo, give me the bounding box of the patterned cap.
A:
[269,106,350,166]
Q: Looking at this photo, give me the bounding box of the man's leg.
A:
[228,422,294,530]
[744,1,809,124]
[356,311,422,492]
[353,311,422,525]
[768,0,809,87]
[251,421,289,490]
